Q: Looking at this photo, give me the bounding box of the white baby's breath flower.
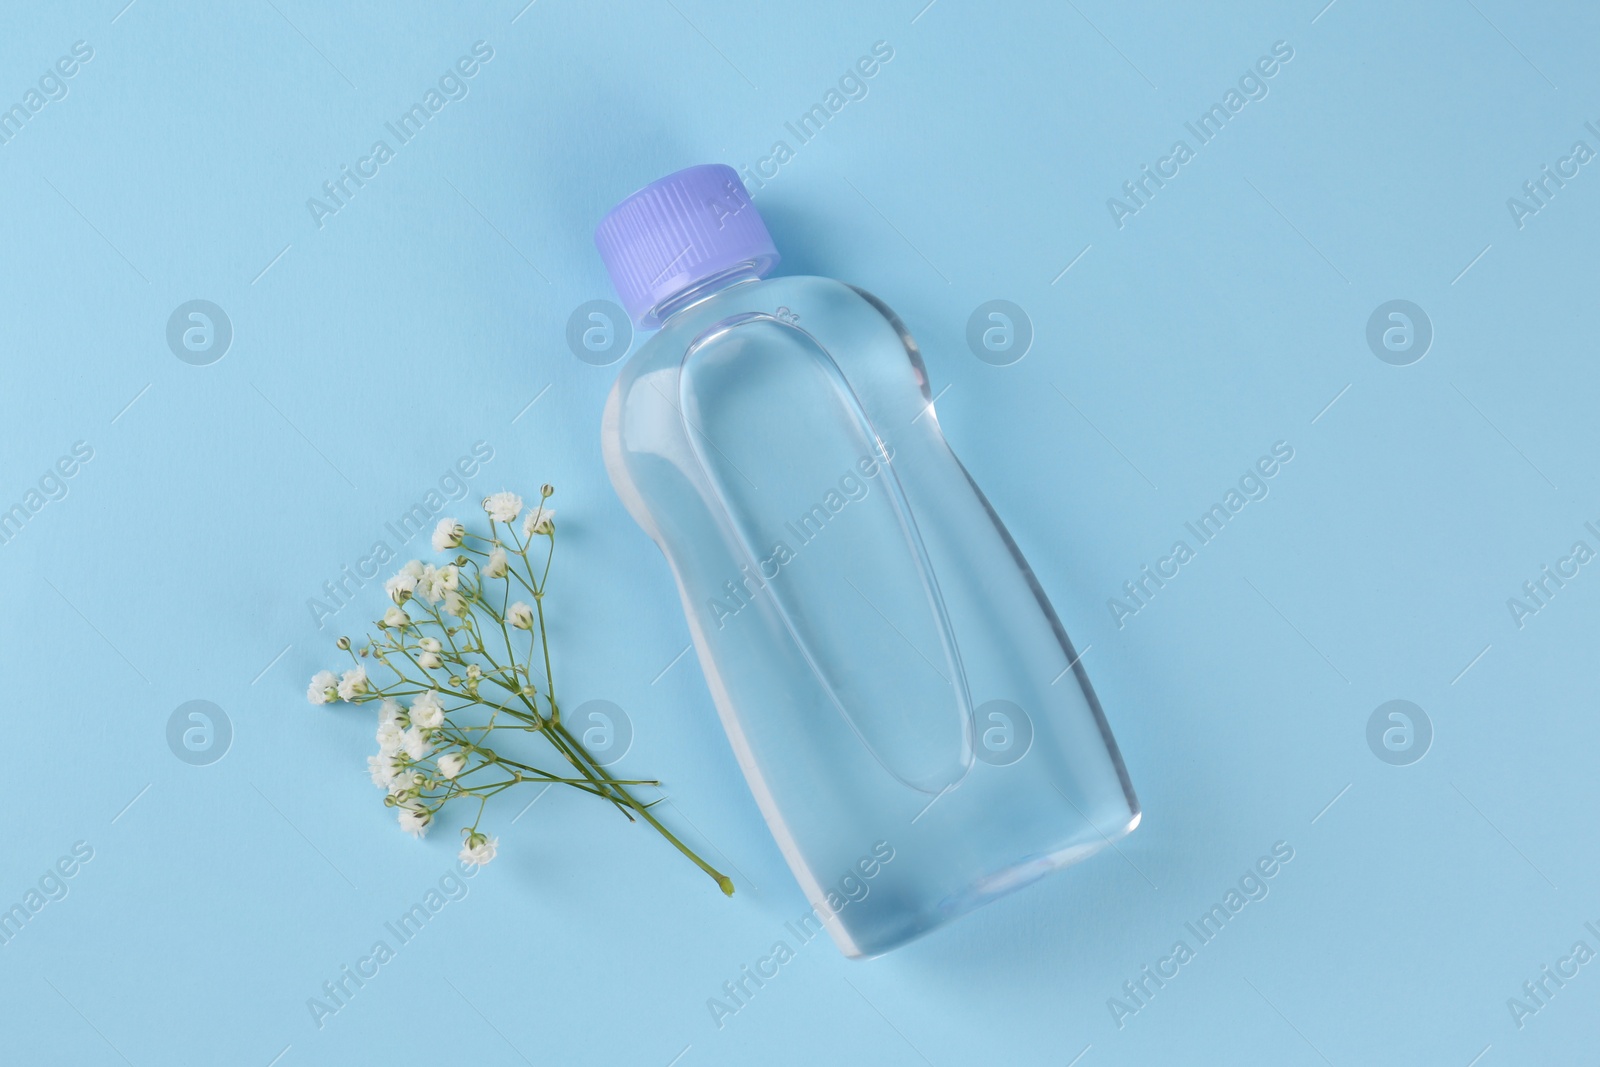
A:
[401,727,430,761]
[382,605,410,629]
[368,754,403,789]
[431,518,465,552]
[398,807,431,838]
[417,563,460,605]
[417,651,442,670]
[411,701,444,730]
[410,691,445,730]
[419,637,442,653]
[442,591,468,617]
[507,602,534,630]
[307,670,339,705]
[438,752,466,779]
[377,720,404,756]
[459,833,499,867]
[522,506,555,536]
[483,491,523,523]
[385,560,425,604]
[484,547,508,578]
[389,770,422,798]
[337,666,369,701]
[414,565,439,603]
[377,699,404,728]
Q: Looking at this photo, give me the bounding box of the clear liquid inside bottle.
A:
[603,271,1139,958]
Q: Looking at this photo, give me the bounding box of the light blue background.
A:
[2,0,1596,1063]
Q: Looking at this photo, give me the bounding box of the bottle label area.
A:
[680,314,975,794]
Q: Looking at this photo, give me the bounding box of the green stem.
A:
[549,719,734,896]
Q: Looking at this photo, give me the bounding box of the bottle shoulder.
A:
[628,275,858,360]
[614,275,928,400]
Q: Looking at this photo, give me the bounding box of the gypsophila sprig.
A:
[306,486,733,895]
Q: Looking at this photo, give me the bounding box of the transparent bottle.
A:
[595,165,1138,958]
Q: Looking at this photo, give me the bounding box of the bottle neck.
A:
[652,264,764,325]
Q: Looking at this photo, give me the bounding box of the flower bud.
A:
[459,830,499,867]
[306,670,339,705]
[431,518,465,552]
[336,636,351,650]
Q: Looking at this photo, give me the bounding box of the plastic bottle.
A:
[595,164,1138,958]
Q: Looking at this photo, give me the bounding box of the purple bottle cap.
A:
[594,164,779,329]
